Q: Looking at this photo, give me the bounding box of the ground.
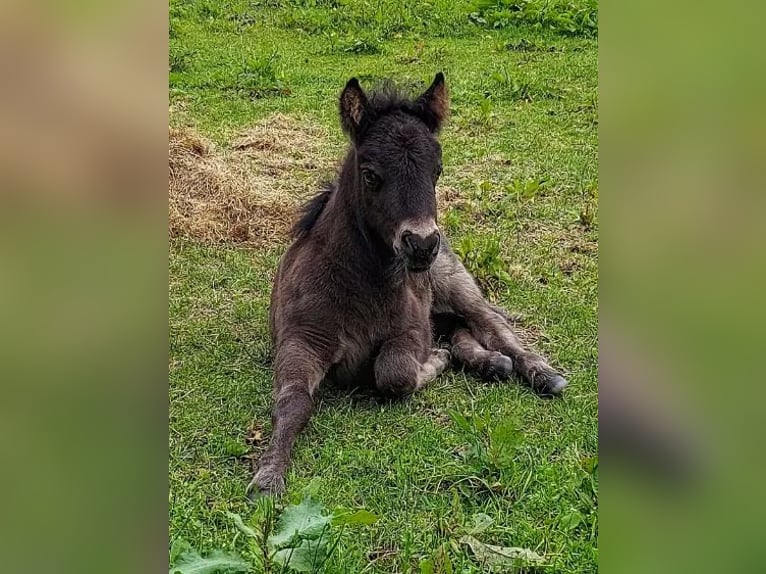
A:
[169,1,597,572]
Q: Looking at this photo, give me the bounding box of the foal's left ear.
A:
[415,72,449,132]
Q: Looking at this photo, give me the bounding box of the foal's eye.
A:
[361,169,380,189]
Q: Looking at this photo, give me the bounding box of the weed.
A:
[341,36,382,55]
[577,181,598,229]
[477,96,494,128]
[235,53,291,98]
[228,10,259,31]
[448,410,523,495]
[488,68,534,102]
[503,37,562,52]
[169,18,183,40]
[197,2,220,21]
[271,0,477,39]
[578,202,595,229]
[453,234,513,290]
[169,48,197,74]
[170,494,379,574]
[506,177,551,201]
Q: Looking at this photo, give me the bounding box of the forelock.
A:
[355,82,432,137]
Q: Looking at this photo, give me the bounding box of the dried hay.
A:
[169,114,337,247]
[436,183,465,215]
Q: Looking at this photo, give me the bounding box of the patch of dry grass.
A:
[169,114,337,247]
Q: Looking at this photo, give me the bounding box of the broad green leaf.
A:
[332,509,379,526]
[560,509,585,531]
[467,513,494,535]
[488,418,521,467]
[419,558,435,574]
[301,476,323,499]
[226,512,258,539]
[271,537,330,573]
[169,550,250,574]
[268,496,331,549]
[223,438,248,457]
[460,535,544,569]
[170,539,194,565]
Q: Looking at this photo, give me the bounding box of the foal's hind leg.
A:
[248,338,328,495]
[470,308,568,395]
[431,248,567,395]
[450,325,514,381]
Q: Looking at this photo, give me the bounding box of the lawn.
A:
[169,1,598,572]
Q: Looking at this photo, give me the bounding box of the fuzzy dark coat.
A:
[249,74,567,495]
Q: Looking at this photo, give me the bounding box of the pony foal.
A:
[250,74,567,495]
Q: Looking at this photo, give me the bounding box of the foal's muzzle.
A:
[400,228,441,272]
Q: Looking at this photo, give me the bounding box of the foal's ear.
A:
[415,72,449,132]
[339,78,370,139]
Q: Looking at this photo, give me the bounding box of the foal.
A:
[250,74,568,495]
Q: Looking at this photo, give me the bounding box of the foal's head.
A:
[339,73,449,272]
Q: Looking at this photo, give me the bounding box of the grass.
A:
[169,0,597,572]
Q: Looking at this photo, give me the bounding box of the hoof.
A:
[247,465,286,498]
[431,348,451,372]
[482,353,514,380]
[540,374,568,396]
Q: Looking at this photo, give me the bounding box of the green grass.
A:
[170,1,597,572]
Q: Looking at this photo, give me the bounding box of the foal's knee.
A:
[376,372,418,398]
[374,356,420,397]
[374,340,425,398]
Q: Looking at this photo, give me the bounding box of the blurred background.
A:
[601,0,766,571]
[0,0,764,572]
[0,1,165,573]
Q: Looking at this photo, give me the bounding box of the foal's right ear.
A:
[339,78,370,139]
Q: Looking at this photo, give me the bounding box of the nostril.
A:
[424,231,440,255]
[401,230,414,251]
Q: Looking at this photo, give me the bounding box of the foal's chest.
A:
[330,277,432,378]
[379,277,432,326]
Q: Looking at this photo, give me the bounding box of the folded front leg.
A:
[374,332,449,398]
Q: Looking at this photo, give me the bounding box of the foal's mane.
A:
[291,182,334,239]
[290,82,429,240]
